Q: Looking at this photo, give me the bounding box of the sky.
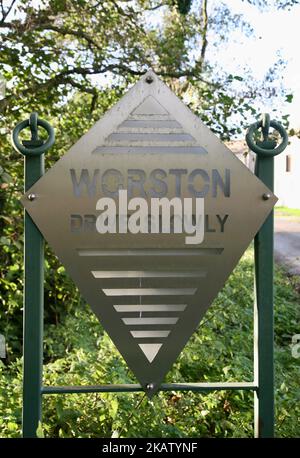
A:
[207,0,300,127]
[144,0,300,128]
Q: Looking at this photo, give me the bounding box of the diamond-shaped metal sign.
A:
[22,70,276,395]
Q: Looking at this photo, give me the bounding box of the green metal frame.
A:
[247,114,288,437]
[12,113,54,438]
[11,112,288,439]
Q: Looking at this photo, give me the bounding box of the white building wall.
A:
[231,137,300,210]
[274,136,300,209]
[235,151,255,172]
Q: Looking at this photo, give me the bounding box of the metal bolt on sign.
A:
[12,72,287,438]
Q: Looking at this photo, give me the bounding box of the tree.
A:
[0,0,293,136]
[0,0,296,356]
[0,1,208,114]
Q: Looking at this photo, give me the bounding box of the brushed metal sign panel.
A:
[21,70,276,395]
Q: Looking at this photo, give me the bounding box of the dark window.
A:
[286,155,292,172]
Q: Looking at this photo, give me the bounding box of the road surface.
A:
[274,216,300,275]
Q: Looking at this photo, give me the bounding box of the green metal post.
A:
[12,113,55,437]
[23,155,44,437]
[254,155,275,438]
[246,114,288,438]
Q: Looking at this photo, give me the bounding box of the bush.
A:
[1,248,299,437]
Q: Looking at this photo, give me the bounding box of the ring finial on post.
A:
[246,113,288,157]
[11,112,55,156]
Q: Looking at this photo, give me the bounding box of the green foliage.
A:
[0,0,298,439]
[0,249,299,437]
[171,0,193,15]
[275,207,300,217]
[0,86,125,358]
[0,0,290,142]
[244,0,299,10]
